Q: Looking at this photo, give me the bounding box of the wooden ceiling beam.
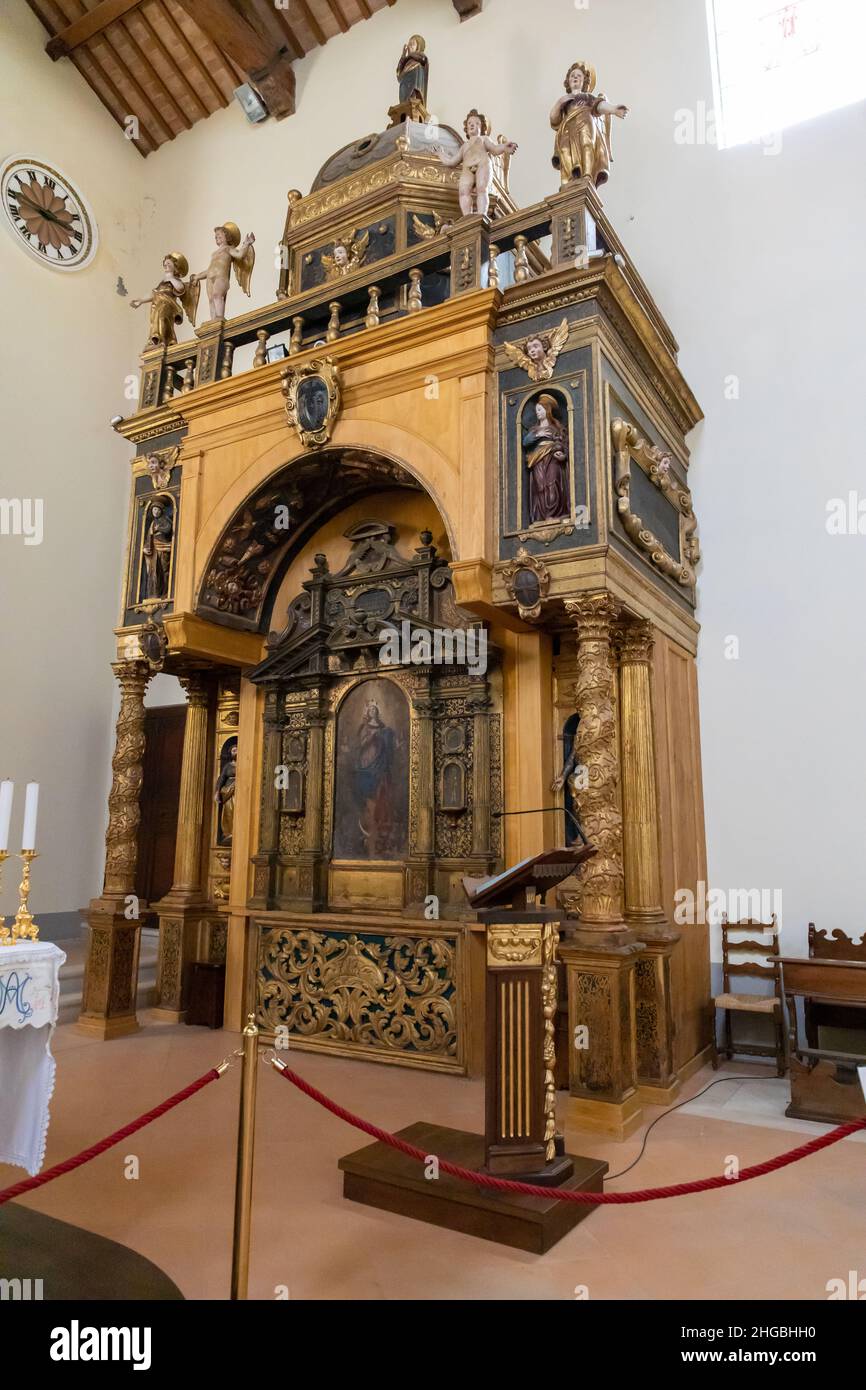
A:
[152,0,227,112]
[45,0,146,59]
[129,7,209,121]
[172,0,296,118]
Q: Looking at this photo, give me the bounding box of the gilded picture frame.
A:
[280,355,341,448]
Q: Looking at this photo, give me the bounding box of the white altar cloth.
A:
[0,941,66,1175]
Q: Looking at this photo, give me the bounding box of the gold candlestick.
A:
[0,849,11,944]
[12,850,39,943]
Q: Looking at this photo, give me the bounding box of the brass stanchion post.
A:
[230,1014,259,1300]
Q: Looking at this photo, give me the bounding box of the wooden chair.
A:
[805,924,866,1048]
[711,915,786,1075]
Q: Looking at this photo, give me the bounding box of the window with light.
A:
[707,0,866,148]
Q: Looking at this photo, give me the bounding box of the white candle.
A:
[22,782,39,852]
[0,781,12,852]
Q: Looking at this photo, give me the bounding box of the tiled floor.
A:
[2,1014,863,1300]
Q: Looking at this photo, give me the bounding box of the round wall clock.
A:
[0,155,98,271]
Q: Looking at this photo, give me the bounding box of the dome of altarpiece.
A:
[310,119,463,192]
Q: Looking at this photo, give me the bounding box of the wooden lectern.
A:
[339,845,608,1252]
[463,845,596,1182]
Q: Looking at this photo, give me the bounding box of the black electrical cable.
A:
[605,1074,785,1182]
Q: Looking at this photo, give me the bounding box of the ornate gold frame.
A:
[610,417,699,587]
[500,547,550,621]
[280,355,341,448]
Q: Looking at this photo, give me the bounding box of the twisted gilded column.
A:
[101,661,151,896]
[78,659,151,1039]
[564,593,625,929]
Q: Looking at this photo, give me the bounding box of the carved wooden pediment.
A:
[248,521,480,686]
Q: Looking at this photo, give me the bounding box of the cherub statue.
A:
[432,110,517,218]
[195,222,255,320]
[503,318,569,382]
[130,252,199,348]
[321,228,370,279]
[551,62,628,188]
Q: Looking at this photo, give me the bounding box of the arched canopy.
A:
[195,446,449,633]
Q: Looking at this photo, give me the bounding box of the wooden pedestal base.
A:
[338,1120,607,1254]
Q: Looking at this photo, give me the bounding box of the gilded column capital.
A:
[616,618,655,666]
[565,591,622,641]
[178,669,211,708]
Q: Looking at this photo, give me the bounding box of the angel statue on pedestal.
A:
[130,251,200,348]
[322,228,370,280]
[432,109,517,218]
[550,61,628,188]
[503,318,569,383]
[195,222,255,320]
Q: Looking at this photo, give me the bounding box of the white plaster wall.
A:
[0,1,148,917]
[5,0,865,956]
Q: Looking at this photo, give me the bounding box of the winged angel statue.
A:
[322,227,370,279]
[502,317,570,383]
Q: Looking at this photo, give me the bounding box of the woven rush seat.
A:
[713,991,779,1014]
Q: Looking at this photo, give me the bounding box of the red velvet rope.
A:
[0,1067,221,1207]
[273,1060,866,1204]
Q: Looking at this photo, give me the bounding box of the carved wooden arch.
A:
[194,445,455,633]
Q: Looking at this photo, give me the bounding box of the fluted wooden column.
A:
[78,659,151,1039]
[298,690,327,910]
[409,678,436,907]
[564,592,625,929]
[471,690,492,859]
[617,621,665,929]
[250,686,284,907]
[617,620,680,1096]
[155,671,212,1017]
[171,672,211,895]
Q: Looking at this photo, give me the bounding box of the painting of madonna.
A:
[523,392,570,524]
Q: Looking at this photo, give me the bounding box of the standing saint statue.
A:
[523,394,569,523]
[130,252,199,348]
[195,223,255,320]
[389,34,429,124]
[141,500,173,600]
[432,109,517,218]
[550,61,628,188]
[215,741,237,844]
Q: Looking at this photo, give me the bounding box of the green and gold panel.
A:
[256,919,467,1073]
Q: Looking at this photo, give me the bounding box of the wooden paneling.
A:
[135,703,186,909]
[653,634,710,1070]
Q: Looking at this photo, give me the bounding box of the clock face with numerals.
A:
[0,155,98,271]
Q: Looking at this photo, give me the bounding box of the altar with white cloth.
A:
[0,941,65,1175]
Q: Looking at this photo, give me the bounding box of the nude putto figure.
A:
[433,109,517,218]
[195,222,255,320]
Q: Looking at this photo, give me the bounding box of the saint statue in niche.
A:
[140,499,173,601]
[523,393,569,524]
[214,738,238,845]
[334,680,409,861]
